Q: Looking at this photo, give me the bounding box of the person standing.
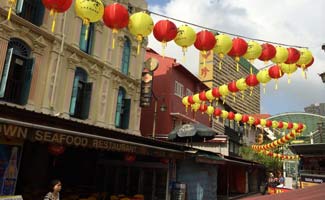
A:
[44,179,62,200]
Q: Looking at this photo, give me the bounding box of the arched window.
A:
[121,37,131,75]
[69,67,93,119]
[79,23,95,54]
[115,87,131,129]
[0,38,34,105]
[16,0,45,26]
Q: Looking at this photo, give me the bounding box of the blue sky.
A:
[145,0,325,115]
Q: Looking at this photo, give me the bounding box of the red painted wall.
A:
[140,49,210,138]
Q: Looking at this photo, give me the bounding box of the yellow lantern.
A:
[182,96,189,106]
[193,94,201,104]
[234,113,242,124]
[243,41,262,63]
[247,116,255,127]
[220,110,228,124]
[256,69,271,93]
[174,25,196,58]
[191,103,200,112]
[272,121,279,129]
[282,122,288,130]
[219,84,229,104]
[302,124,307,132]
[236,78,248,99]
[128,12,154,54]
[75,0,104,40]
[293,123,299,130]
[213,34,233,70]
[260,119,266,127]
[205,89,214,103]
[296,48,313,69]
[271,46,289,64]
[206,105,214,120]
[280,63,297,84]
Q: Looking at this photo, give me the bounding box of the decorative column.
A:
[87,64,100,122]
[128,84,141,135]
[91,21,105,60]
[26,36,47,110]
[107,75,121,128]
[0,21,14,78]
[95,69,112,126]
[66,14,82,48]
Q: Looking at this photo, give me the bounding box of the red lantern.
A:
[188,96,195,104]
[245,74,259,95]
[228,37,248,71]
[103,3,129,49]
[42,0,73,32]
[258,43,276,62]
[194,30,216,53]
[199,104,207,113]
[268,65,283,90]
[199,91,208,101]
[228,81,239,100]
[153,20,178,52]
[212,87,221,98]
[297,123,304,130]
[124,153,136,163]
[214,108,222,117]
[48,144,65,156]
[266,120,272,127]
[242,115,249,123]
[254,118,261,126]
[287,122,293,129]
[285,48,300,64]
[228,112,235,120]
[278,121,284,129]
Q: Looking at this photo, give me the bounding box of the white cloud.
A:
[147,0,325,114]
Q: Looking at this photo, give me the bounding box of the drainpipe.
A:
[50,12,67,108]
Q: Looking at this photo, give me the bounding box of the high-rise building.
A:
[304,103,325,116]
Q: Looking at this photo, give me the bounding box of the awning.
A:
[168,123,217,141]
[289,143,325,156]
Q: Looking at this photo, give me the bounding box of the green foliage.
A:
[239,146,283,172]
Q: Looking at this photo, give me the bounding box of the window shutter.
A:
[115,94,124,128]
[69,76,80,115]
[16,0,24,14]
[0,48,13,98]
[19,57,34,105]
[121,39,131,75]
[87,23,95,54]
[33,0,45,26]
[121,99,131,129]
[80,82,93,120]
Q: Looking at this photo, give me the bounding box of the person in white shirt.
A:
[44,179,62,200]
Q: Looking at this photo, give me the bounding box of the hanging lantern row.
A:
[251,129,304,151]
[253,149,299,160]
[17,1,313,62]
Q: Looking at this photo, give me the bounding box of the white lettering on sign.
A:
[0,195,23,200]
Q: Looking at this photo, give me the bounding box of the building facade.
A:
[304,103,325,116]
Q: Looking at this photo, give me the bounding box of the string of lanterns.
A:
[253,149,299,160]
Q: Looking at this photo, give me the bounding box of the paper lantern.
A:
[193,94,201,104]
[272,121,279,129]
[293,123,299,130]
[220,110,229,123]
[212,87,221,102]
[236,78,248,99]
[194,30,216,65]
[296,48,313,69]
[271,46,288,64]
[205,89,215,103]
[128,12,154,54]
[199,104,208,113]
[285,47,300,64]
[256,69,271,93]
[287,122,293,130]
[182,96,190,110]
[219,84,229,104]
[213,108,222,118]
[153,20,177,53]
[260,119,266,127]
[188,96,195,104]
[280,63,297,83]
[247,116,255,127]
[228,81,239,101]
[228,111,235,120]
[245,74,259,96]
[206,105,214,119]
[243,41,262,63]
[234,113,242,124]
[228,38,248,71]
[282,122,288,130]
[48,144,65,156]
[174,25,196,57]
[258,43,276,62]
[42,0,73,32]
[297,57,314,69]
[265,120,272,128]
[199,91,208,102]
[213,34,233,70]
[297,123,304,131]
[278,121,284,129]
[103,3,129,49]
[268,65,283,90]
[191,103,200,112]
[75,0,104,39]
[242,115,249,124]
[254,118,261,126]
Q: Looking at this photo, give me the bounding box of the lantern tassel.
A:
[275,79,278,90]
[219,60,223,70]
[162,41,167,57]
[136,35,143,55]
[241,91,245,99]
[233,93,236,102]
[7,0,16,21]
[182,47,187,63]
[288,74,291,84]
[51,11,58,33]
[250,87,253,96]
[112,29,118,49]
[236,62,239,72]
[83,18,90,41]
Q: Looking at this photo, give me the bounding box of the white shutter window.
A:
[16,0,24,14]
[0,48,13,98]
